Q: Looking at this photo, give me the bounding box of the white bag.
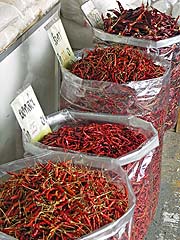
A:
[61,16,93,49]
[0,0,59,52]
[60,0,94,49]
[172,1,180,18]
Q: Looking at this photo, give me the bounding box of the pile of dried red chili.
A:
[102,2,180,40]
[65,44,168,136]
[0,160,129,240]
[40,120,155,239]
[70,45,165,83]
[40,122,147,158]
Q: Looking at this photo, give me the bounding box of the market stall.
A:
[0,0,179,239]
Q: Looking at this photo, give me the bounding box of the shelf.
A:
[0,1,61,63]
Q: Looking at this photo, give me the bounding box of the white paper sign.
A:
[81,0,103,27]
[11,85,52,142]
[46,16,75,68]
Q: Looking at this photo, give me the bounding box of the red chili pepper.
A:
[24,202,37,213]
[69,45,165,84]
[102,3,180,40]
[40,122,147,159]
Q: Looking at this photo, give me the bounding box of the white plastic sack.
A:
[61,16,93,50]
[172,1,180,18]
[0,2,27,50]
[0,0,59,52]
[60,0,94,49]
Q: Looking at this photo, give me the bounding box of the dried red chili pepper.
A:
[61,44,168,137]
[0,160,129,239]
[40,122,147,158]
[101,1,180,129]
[70,45,165,84]
[60,44,169,239]
[40,118,160,239]
[100,3,180,130]
[102,3,180,41]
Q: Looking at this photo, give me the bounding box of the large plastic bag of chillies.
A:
[60,45,171,139]
[81,0,180,130]
[0,152,135,240]
[23,110,159,240]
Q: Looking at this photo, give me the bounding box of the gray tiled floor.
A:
[145,131,180,240]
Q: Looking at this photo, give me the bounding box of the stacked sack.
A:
[59,0,180,239]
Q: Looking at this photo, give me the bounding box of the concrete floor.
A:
[145,131,180,240]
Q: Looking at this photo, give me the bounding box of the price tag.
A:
[81,0,103,28]
[45,14,75,68]
[11,85,52,142]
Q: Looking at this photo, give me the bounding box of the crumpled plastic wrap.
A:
[0,151,135,240]
[23,110,160,239]
[0,0,60,53]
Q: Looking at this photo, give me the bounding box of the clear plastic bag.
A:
[0,151,135,240]
[23,110,159,240]
[81,0,180,130]
[60,47,171,137]
[23,110,159,163]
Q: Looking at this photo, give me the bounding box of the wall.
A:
[0,22,59,164]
